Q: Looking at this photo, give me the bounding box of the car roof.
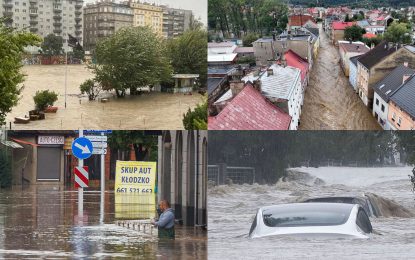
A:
[260,202,357,212]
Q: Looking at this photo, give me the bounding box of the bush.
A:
[242,33,259,47]
[183,96,207,130]
[80,79,102,101]
[33,90,58,111]
[0,149,12,188]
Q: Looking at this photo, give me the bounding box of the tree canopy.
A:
[108,131,158,161]
[92,26,172,97]
[0,20,42,125]
[208,0,288,38]
[383,22,412,44]
[344,25,365,42]
[40,34,63,56]
[167,28,207,87]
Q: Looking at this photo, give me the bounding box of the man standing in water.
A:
[151,200,175,239]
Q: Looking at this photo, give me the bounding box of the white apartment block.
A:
[1,0,83,52]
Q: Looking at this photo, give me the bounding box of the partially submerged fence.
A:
[208,164,255,185]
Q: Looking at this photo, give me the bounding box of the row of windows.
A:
[13,23,75,30]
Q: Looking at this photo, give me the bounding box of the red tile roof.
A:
[285,49,309,83]
[363,33,377,39]
[332,22,354,30]
[208,85,291,130]
[289,14,314,27]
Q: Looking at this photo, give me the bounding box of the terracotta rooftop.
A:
[289,14,314,27]
[332,22,354,30]
[285,49,309,83]
[208,85,291,130]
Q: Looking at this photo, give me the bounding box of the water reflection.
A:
[0,187,206,259]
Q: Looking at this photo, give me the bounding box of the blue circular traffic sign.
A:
[72,137,93,160]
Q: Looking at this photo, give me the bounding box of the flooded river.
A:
[0,188,206,259]
[208,166,415,259]
[299,25,381,130]
[6,65,202,130]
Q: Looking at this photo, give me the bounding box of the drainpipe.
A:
[195,130,199,226]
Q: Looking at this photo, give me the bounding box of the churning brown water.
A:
[208,167,415,260]
[299,25,381,130]
[6,65,202,130]
[0,188,206,259]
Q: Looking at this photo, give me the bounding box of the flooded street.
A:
[208,166,415,260]
[0,188,206,259]
[6,65,202,130]
[300,25,381,130]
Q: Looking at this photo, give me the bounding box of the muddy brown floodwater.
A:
[300,25,381,130]
[0,188,206,259]
[6,65,202,130]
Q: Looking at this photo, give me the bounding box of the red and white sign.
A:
[74,166,89,188]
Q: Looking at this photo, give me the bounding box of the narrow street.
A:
[299,25,381,130]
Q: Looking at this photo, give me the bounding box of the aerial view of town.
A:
[208,0,415,130]
[0,0,207,130]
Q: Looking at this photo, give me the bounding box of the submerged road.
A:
[299,25,381,130]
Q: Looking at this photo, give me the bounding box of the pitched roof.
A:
[373,65,414,102]
[305,27,319,38]
[357,41,398,69]
[285,49,309,82]
[363,33,377,39]
[242,64,301,100]
[208,85,291,130]
[208,42,236,48]
[390,74,415,118]
[208,77,226,95]
[339,41,370,54]
[350,55,362,66]
[289,14,314,27]
[234,47,254,53]
[332,22,354,30]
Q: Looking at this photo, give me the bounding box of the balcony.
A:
[75,17,82,22]
[29,20,38,25]
[53,15,62,20]
[75,10,82,16]
[3,11,13,17]
[29,0,38,3]
[75,30,82,35]
[2,3,13,8]
[75,24,82,29]
[29,27,38,32]
[75,2,83,9]
[53,22,62,27]
[53,8,62,13]
[53,28,62,33]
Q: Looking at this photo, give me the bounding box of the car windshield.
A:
[262,204,353,227]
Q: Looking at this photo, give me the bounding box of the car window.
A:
[356,208,372,233]
[249,215,257,236]
[262,205,352,227]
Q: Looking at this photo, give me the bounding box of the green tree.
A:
[80,79,101,101]
[0,19,42,125]
[0,148,12,188]
[93,26,172,97]
[40,34,63,56]
[383,21,412,44]
[167,28,207,88]
[108,131,158,161]
[242,32,259,47]
[33,90,58,111]
[183,96,207,130]
[344,25,365,41]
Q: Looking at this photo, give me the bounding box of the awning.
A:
[1,140,24,149]
[11,138,40,147]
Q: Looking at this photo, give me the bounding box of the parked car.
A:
[249,203,372,239]
[303,195,377,217]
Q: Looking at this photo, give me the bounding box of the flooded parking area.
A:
[6,65,202,130]
[208,167,415,260]
[299,25,381,130]
[0,188,206,259]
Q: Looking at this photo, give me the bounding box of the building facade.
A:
[1,0,83,51]
[161,6,193,38]
[130,1,163,36]
[158,131,207,227]
[83,0,133,51]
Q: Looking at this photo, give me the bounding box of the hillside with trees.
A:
[290,0,415,8]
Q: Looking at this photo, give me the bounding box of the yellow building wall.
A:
[130,3,163,36]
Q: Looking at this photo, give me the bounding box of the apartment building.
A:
[1,0,83,51]
[130,1,163,36]
[161,5,193,38]
[83,0,133,51]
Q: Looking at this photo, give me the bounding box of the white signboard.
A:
[86,136,108,142]
[92,149,107,155]
[38,136,65,145]
[92,142,108,148]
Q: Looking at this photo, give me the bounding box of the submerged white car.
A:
[249,203,372,239]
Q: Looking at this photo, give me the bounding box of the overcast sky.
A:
[84,0,207,25]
